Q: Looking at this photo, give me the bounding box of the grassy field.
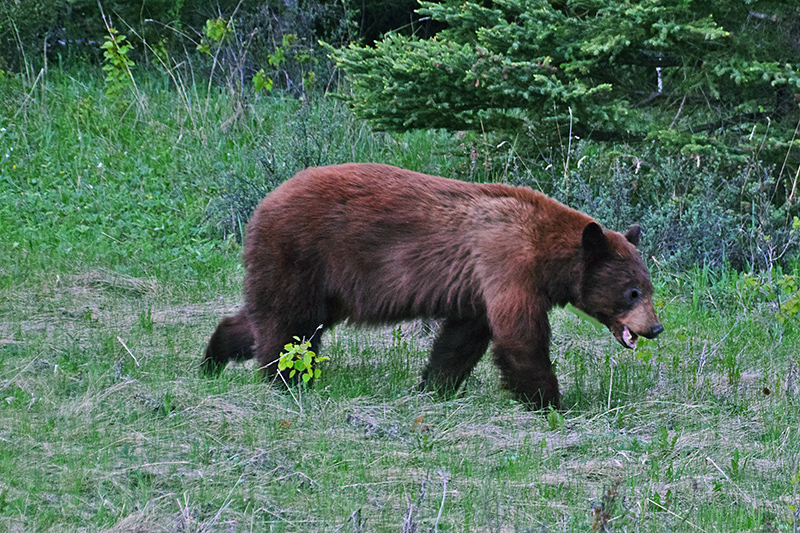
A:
[1,70,799,532]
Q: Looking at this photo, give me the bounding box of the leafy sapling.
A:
[277,331,328,385]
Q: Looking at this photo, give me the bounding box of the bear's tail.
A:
[200,311,255,376]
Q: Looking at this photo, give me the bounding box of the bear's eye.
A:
[626,288,641,303]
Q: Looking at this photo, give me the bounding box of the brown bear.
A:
[202,163,662,409]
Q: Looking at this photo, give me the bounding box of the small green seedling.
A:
[277,336,329,384]
[546,406,565,430]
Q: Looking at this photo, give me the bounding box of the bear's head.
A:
[577,222,663,349]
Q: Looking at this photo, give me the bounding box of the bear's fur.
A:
[202,163,662,408]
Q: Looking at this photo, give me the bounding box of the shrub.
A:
[513,146,799,272]
[277,335,329,385]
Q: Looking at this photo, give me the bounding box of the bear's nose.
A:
[643,323,664,339]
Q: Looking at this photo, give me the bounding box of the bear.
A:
[202,163,663,409]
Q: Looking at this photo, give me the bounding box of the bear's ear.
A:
[582,222,609,255]
[625,224,642,247]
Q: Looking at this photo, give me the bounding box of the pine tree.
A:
[330,0,800,161]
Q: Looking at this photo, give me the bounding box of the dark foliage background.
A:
[0,0,427,69]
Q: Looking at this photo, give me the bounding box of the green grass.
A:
[1,269,798,531]
[1,68,799,532]
[0,67,460,282]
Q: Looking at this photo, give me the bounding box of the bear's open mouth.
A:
[620,326,638,349]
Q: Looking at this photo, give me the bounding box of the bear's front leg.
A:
[487,293,560,410]
[492,342,560,410]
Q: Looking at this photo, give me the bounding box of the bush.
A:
[0,0,187,70]
[503,144,800,272]
[0,0,353,84]
[195,0,354,98]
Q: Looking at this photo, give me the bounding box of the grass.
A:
[0,67,459,282]
[1,268,798,531]
[1,68,799,531]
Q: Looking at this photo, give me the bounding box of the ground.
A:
[0,268,796,531]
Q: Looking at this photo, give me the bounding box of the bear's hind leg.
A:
[201,312,255,376]
[420,317,491,396]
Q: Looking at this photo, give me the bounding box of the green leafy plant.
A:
[776,273,800,325]
[100,27,136,100]
[197,17,234,55]
[277,335,329,384]
[268,35,292,67]
[253,69,274,92]
[742,268,800,326]
[546,406,564,430]
[254,33,319,96]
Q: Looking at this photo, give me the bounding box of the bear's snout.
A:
[641,323,664,339]
[610,299,663,349]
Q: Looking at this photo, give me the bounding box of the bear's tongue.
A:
[622,326,637,349]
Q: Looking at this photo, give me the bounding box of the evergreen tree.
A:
[330,0,800,161]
